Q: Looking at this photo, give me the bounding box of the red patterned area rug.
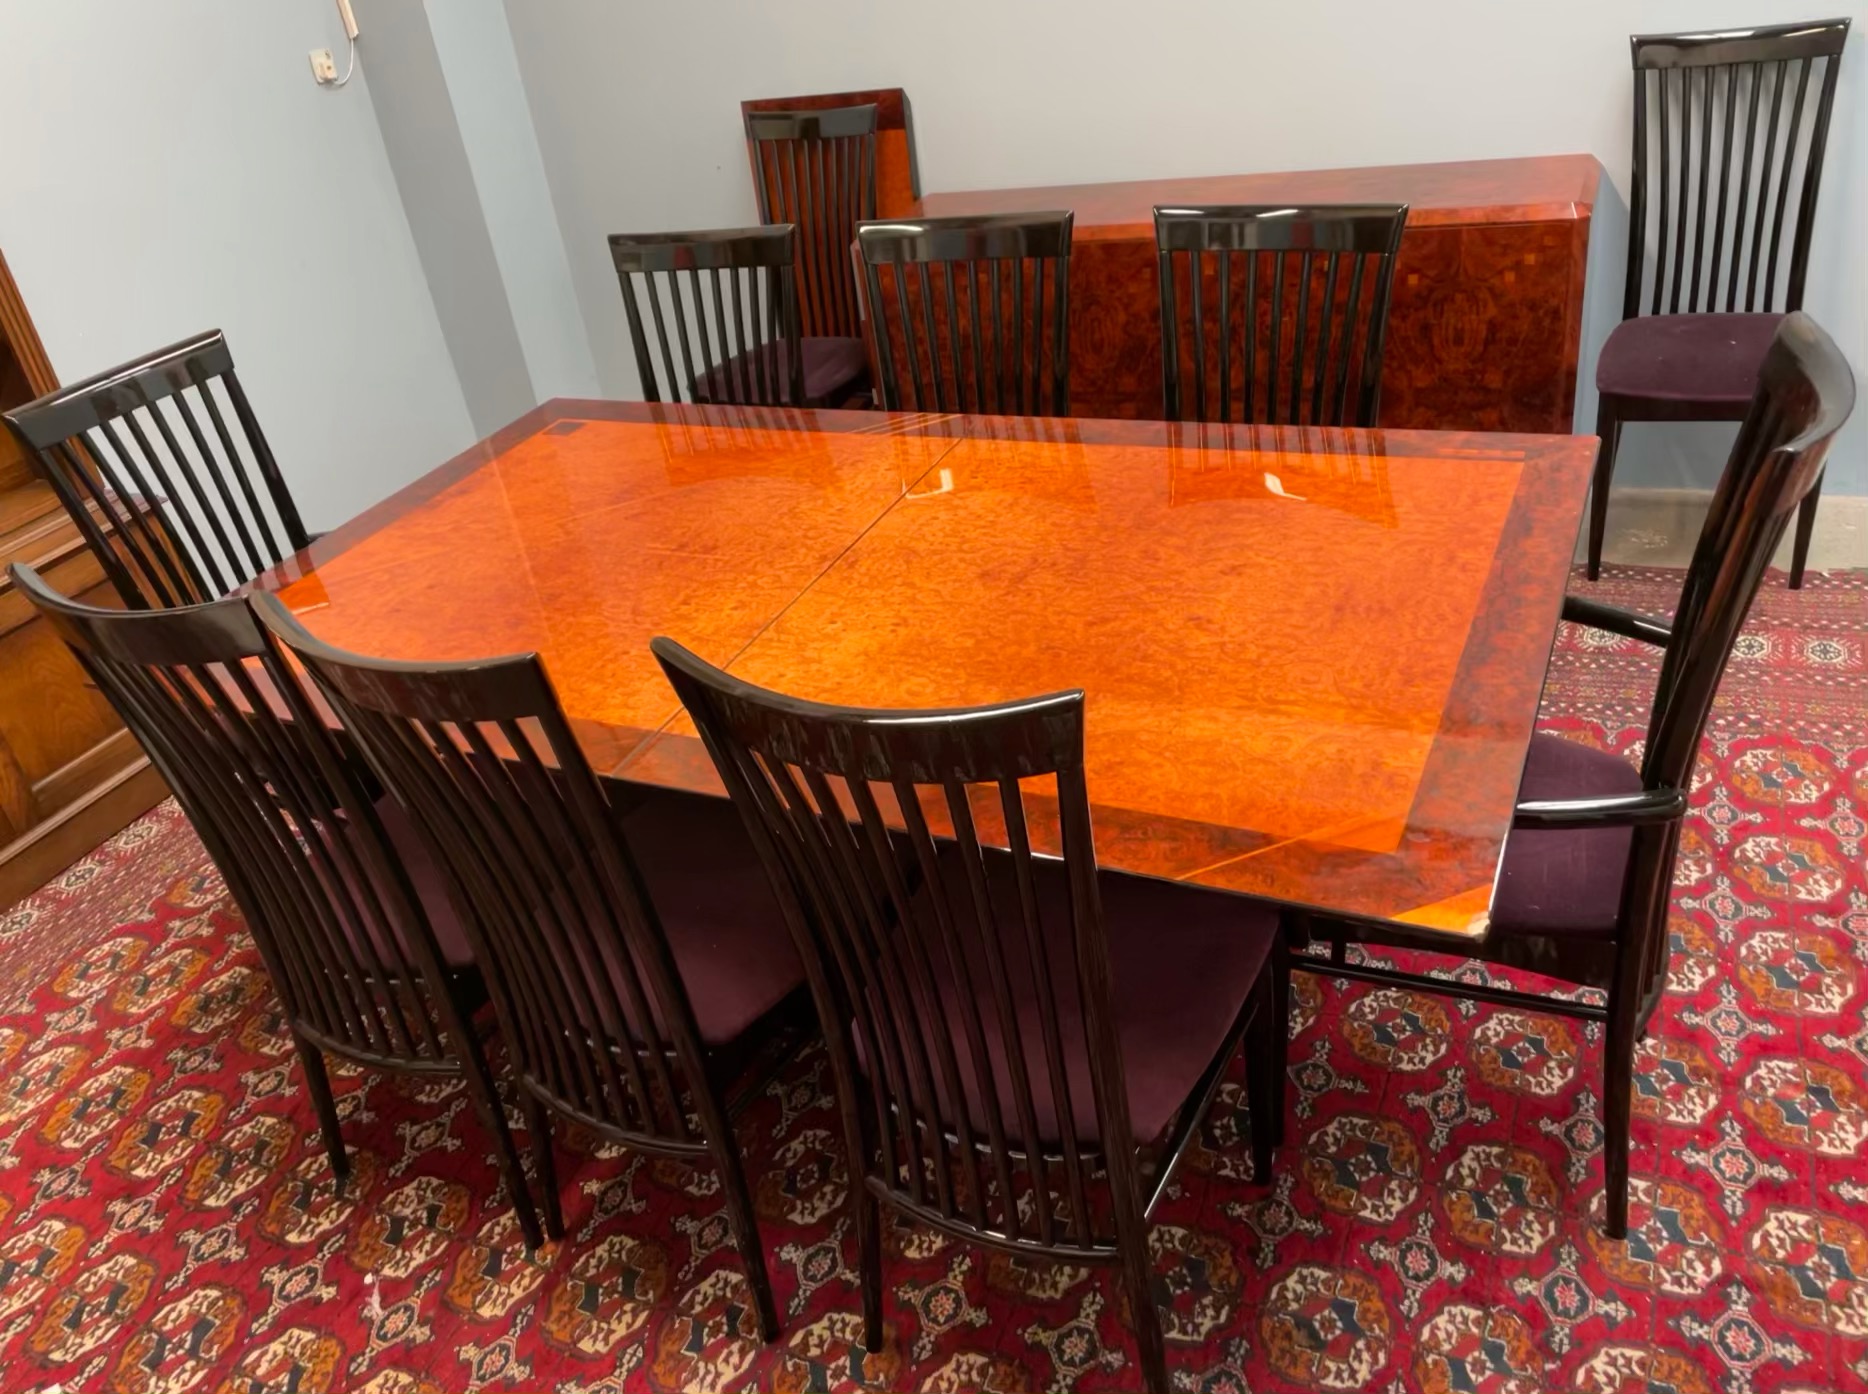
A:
[0,565,1861,1393]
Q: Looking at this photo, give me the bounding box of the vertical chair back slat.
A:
[654,637,1144,1256]
[901,780,1037,1241]
[1609,313,1854,997]
[255,600,724,1155]
[1624,19,1849,320]
[914,263,943,411]
[4,331,311,609]
[1154,204,1408,428]
[851,777,989,1228]
[608,226,804,408]
[167,390,264,580]
[10,568,463,1071]
[95,415,216,597]
[993,775,1095,1245]
[746,106,877,340]
[1310,252,1342,424]
[49,435,192,609]
[856,213,1075,418]
[124,409,233,596]
[1009,257,1025,415]
[809,764,954,1212]
[1670,67,1694,312]
[1642,313,1852,796]
[381,708,603,1108]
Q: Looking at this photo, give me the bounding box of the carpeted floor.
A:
[0,564,1861,1393]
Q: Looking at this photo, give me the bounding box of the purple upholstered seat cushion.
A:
[1489,734,1645,939]
[1595,313,1783,404]
[374,796,478,968]
[692,336,869,405]
[614,786,802,1045]
[382,785,799,1047]
[858,848,1277,1146]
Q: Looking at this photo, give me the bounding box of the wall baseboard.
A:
[1586,487,1865,574]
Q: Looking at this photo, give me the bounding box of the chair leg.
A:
[853,1180,884,1352]
[1790,468,1823,589]
[522,1092,564,1242]
[1118,1233,1170,1393]
[457,1044,544,1254]
[709,1130,782,1343]
[1601,982,1640,1240]
[1269,936,1290,1147]
[1586,398,1623,582]
[1242,990,1276,1184]
[293,1033,348,1190]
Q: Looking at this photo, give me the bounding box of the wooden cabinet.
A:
[0,251,166,906]
[913,155,1600,431]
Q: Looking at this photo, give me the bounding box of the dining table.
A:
[260,401,1596,938]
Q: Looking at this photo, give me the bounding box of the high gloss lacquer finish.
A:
[914,155,1602,429]
[1585,18,1849,589]
[263,403,1595,934]
[742,88,920,219]
[267,406,954,777]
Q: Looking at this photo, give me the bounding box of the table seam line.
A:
[624,434,971,754]
[710,435,968,674]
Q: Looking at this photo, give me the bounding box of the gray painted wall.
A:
[498,0,1868,496]
[6,2,1858,536]
[353,0,600,433]
[353,0,537,438]
[0,0,478,530]
[427,0,600,403]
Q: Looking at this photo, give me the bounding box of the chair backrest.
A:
[3,331,309,610]
[12,564,460,1069]
[855,213,1074,417]
[255,596,723,1154]
[653,637,1142,1255]
[1621,312,1852,976]
[744,105,878,340]
[1154,205,1407,427]
[1644,311,1852,795]
[1622,18,1850,319]
[608,226,804,407]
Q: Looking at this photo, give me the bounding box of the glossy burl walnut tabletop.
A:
[264,401,1595,936]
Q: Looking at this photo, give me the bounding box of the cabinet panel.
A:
[0,249,168,907]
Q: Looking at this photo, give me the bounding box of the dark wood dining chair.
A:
[1153,204,1408,427]
[744,105,878,344]
[11,564,542,1247]
[256,598,804,1342]
[1296,312,1854,1239]
[1588,18,1849,588]
[653,639,1285,1391]
[3,330,311,610]
[855,212,1075,416]
[608,225,864,409]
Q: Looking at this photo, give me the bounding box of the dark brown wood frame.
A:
[1588,17,1850,588]
[1299,311,1855,1237]
[1154,204,1408,426]
[13,564,542,1248]
[654,636,1285,1390]
[855,212,1075,417]
[258,596,788,1340]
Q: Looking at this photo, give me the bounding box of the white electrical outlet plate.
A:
[309,48,338,84]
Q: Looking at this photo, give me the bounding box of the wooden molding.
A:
[0,757,167,910]
[0,246,168,910]
[0,251,58,398]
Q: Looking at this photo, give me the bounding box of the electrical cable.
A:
[327,32,357,87]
